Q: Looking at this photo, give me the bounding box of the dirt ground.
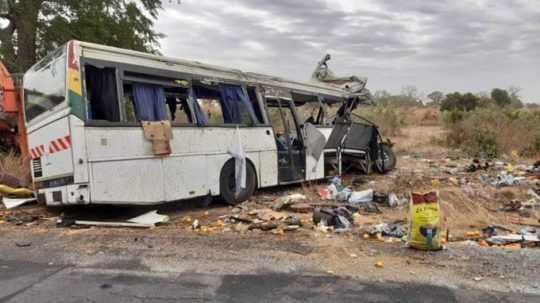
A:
[1,125,540,296]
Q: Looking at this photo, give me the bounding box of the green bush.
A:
[355,105,405,136]
[444,106,540,158]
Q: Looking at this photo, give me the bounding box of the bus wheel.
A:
[373,143,397,174]
[219,159,257,205]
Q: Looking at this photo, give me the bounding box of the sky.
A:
[155,0,540,103]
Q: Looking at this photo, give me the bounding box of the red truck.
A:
[0,62,29,159]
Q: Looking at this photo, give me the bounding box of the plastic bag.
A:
[348,189,373,204]
[409,191,442,250]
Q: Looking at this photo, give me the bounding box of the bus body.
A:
[23,41,351,206]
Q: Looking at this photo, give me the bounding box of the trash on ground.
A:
[248,221,279,231]
[59,219,154,228]
[486,234,539,246]
[57,210,169,229]
[15,241,32,247]
[388,193,405,208]
[368,222,407,238]
[348,189,373,204]
[408,191,443,251]
[465,159,490,172]
[0,184,33,198]
[127,210,169,225]
[313,207,353,231]
[273,193,306,210]
[480,172,524,187]
[2,197,36,209]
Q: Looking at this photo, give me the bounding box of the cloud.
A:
[156,0,540,102]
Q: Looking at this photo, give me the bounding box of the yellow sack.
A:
[409,191,442,250]
[0,184,34,198]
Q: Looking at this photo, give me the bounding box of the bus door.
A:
[267,98,305,183]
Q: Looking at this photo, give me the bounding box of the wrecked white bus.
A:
[23,41,395,206]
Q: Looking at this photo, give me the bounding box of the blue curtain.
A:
[132,84,168,121]
[220,84,259,124]
[189,87,208,126]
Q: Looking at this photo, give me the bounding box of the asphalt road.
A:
[1,259,537,303]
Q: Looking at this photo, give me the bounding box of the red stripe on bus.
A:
[50,140,61,152]
[64,135,71,145]
[57,138,68,150]
[30,148,37,159]
[39,145,45,154]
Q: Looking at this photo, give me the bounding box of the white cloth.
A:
[228,127,247,193]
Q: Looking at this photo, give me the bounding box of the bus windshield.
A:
[24,47,67,122]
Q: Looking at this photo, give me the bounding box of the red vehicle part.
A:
[0,62,29,159]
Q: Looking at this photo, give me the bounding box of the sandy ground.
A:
[1,125,540,297]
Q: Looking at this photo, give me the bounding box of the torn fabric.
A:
[304,123,326,171]
[228,126,247,193]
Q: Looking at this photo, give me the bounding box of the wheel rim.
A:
[376,151,391,168]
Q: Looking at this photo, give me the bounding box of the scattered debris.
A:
[480,172,524,187]
[313,207,353,231]
[273,193,306,210]
[15,241,32,247]
[254,209,287,221]
[248,221,279,231]
[465,159,490,173]
[57,210,169,229]
[0,184,33,198]
[348,189,373,204]
[2,197,36,209]
[374,261,384,268]
[127,210,169,225]
[368,222,407,238]
[486,234,539,246]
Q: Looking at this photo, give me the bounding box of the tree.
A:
[427,91,444,104]
[507,86,523,108]
[440,92,479,112]
[0,0,163,73]
[491,88,512,107]
[401,85,418,101]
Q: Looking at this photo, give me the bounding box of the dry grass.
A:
[0,151,30,186]
[401,107,441,126]
[389,125,450,157]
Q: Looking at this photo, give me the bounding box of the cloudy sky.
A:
[156,0,540,103]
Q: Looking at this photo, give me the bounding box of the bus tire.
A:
[373,143,397,174]
[219,159,257,205]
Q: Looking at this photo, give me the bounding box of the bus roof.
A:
[75,40,349,100]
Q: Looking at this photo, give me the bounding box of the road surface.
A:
[1,259,537,303]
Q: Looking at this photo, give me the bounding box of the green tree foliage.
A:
[440,92,479,112]
[491,88,512,107]
[0,0,163,73]
[372,88,422,107]
[427,91,444,104]
[507,86,524,108]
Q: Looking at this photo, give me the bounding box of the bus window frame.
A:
[23,46,69,126]
[81,58,124,124]
[80,57,271,128]
[190,79,269,128]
